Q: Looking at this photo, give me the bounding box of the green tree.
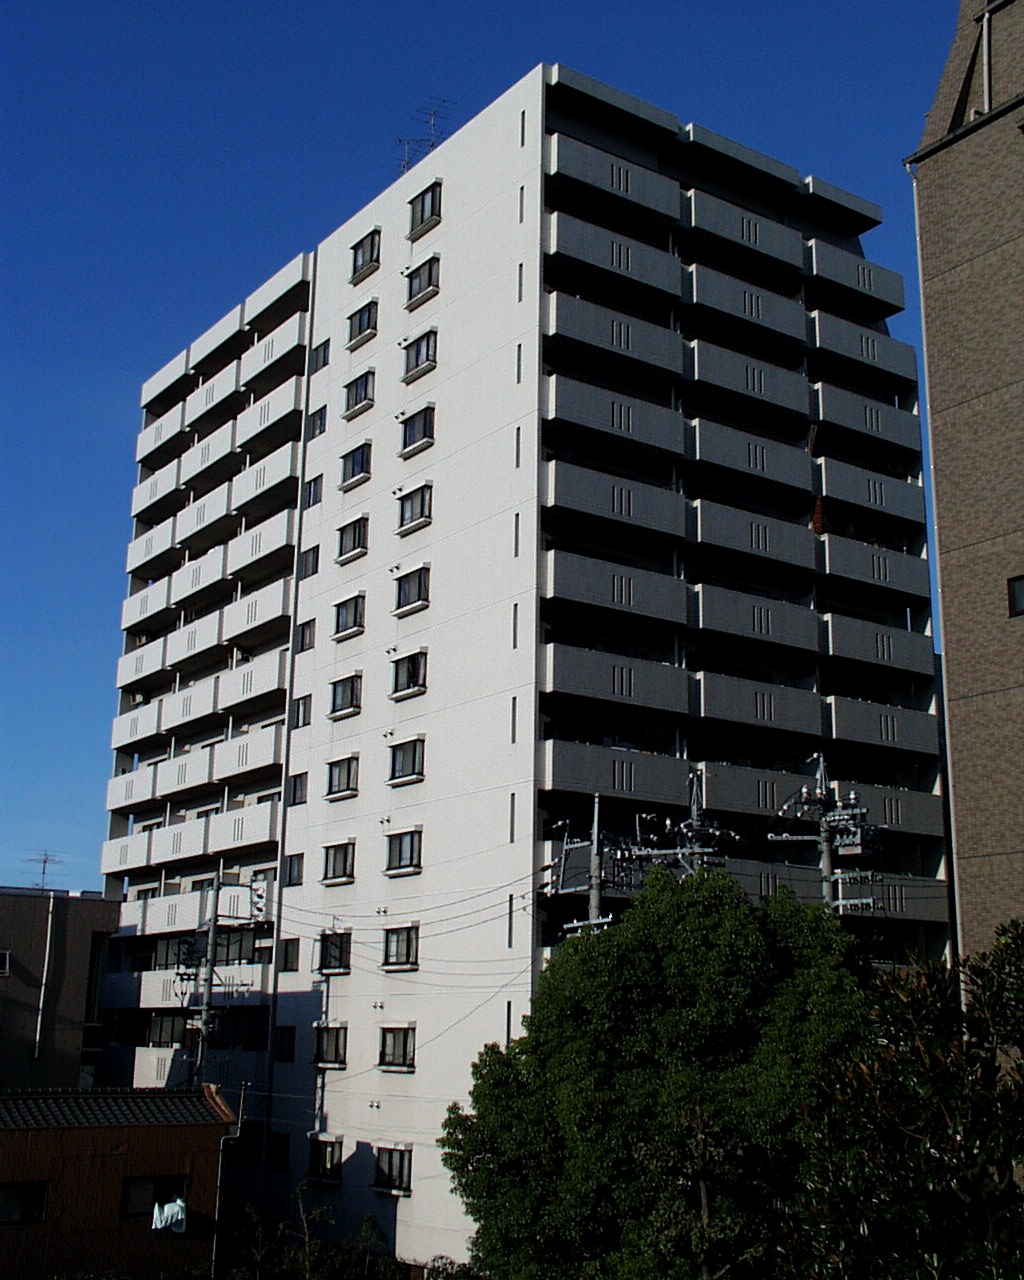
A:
[440,868,867,1280]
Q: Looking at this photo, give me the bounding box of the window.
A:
[0,950,9,977]
[347,299,378,348]
[291,695,312,728]
[374,1146,412,1194]
[319,931,351,972]
[400,406,434,456]
[324,842,355,881]
[337,517,369,563]
[309,339,330,373]
[287,773,308,806]
[154,937,193,970]
[389,738,424,785]
[296,619,316,652]
[384,926,419,969]
[379,1027,416,1069]
[309,1138,344,1180]
[344,371,375,418]
[148,1013,186,1047]
[395,566,429,613]
[329,674,362,718]
[315,1025,348,1066]
[409,180,442,238]
[303,475,323,509]
[122,1174,186,1218]
[402,330,437,382]
[333,594,365,639]
[273,1025,295,1063]
[284,853,304,887]
[406,256,440,309]
[305,406,327,440]
[351,229,381,282]
[280,938,300,972]
[1010,576,1024,617]
[397,484,432,534]
[298,546,319,580]
[214,928,256,966]
[327,755,359,798]
[392,651,427,698]
[341,442,371,489]
[0,1181,48,1224]
[387,830,422,873]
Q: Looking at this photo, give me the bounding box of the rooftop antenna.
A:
[398,99,454,173]
[24,850,65,891]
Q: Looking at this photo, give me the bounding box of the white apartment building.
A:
[100,65,948,1263]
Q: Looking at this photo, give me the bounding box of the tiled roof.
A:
[0,1086,234,1129]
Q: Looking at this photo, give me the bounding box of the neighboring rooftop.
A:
[0,1085,234,1129]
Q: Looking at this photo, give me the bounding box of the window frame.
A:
[340,442,372,491]
[402,330,437,383]
[406,256,440,310]
[287,773,308,806]
[0,1180,48,1224]
[1009,575,1024,618]
[347,299,379,350]
[302,475,323,509]
[309,339,330,374]
[386,829,422,874]
[397,483,432,535]
[394,566,430,616]
[305,406,326,440]
[408,179,442,240]
[328,673,362,720]
[351,229,381,283]
[297,546,319,580]
[343,370,375,420]
[308,1137,344,1181]
[324,842,355,883]
[336,516,369,565]
[314,1024,348,1067]
[295,619,316,652]
[290,695,312,729]
[391,651,427,700]
[284,853,304,887]
[327,755,359,800]
[319,931,352,974]
[374,1145,412,1195]
[399,405,435,458]
[332,594,365,641]
[280,938,300,972]
[378,1026,416,1070]
[383,925,419,970]
[388,738,425,786]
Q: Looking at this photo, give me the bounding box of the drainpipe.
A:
[33,893,55,1059]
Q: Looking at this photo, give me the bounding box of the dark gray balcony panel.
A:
[541,644,692,714]
[724,857,824,908]
[686,266,805,341]
[834,871,948,923]
[540,550,687,623]
[698,761,809,817]
[810,312,917,383]
[697,583,818,651]
[835,781,945,838]
[546,213,682,295]
[803,175,882,232]
[827,696,939,754]
[690,341,809,415]
[688,419,813,490]
[824,613,935,675]
[684,190,803,266]
[543,376,686,454]
[819,458,926,524]
[683,124,802,186]
[546,133,680,219]
[541,740,692,806]
[692,499,816,570]
[698,672,822,736]
[806,240,904,311]
[541,460,683,537]
[547,294,683,372]
[814,383,922,452]
[820,533,930,597]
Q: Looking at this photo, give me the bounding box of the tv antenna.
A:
[24,849,65,891]
[398,99,454,173]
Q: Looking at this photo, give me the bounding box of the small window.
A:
[214,928,256,967]
[395,566,429,614]
[374,1146,412,1194]
[329,674,362,718]
[305,406,327,440]
[379,1027,416,1069]
[387,829,422,873]
[298,547,319,580]
[0,950,10,978]
[406,256,440,309]
[291,695,312,728]
[287,773,308,806]
[122,1174,186,1218]
[315,1025,348,1066]
[327,755,359,799]
[337,517,369,563]
[400,406,434,456]
[296,620,316,652]
[402,331,437,383]
[319,931,352,973]
[149,1013,186,1047]
[1009,576,1024,618]
[409,180,442,239]
[0,1180,48,1224]
[309,339,330,374]
[309,1138,344,1180]
[273,1025,296,1063]
[347,300,378,348]
[392,651,427,698]
[351,229,381,282]
[154,937,193,971]
[303,475,323,509]
[398,484,432,533]
[341,442,372,489]
[333,594,365,639]
[324,842,355,882]
[389,738,424,785]
[284,853,304,887]
[383,925,419,969]
[280,938,300,972]
[344,371,375,419]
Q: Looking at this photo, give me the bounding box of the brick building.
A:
[907,0,1024,954]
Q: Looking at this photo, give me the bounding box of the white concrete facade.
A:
[101,65,946,1264]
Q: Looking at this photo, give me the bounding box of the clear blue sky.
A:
[0,0,956,891]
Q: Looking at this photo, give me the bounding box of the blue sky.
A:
[0,0,957,891]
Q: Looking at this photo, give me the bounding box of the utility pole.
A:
[588,793,601,922]
[196,865,221,1084]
